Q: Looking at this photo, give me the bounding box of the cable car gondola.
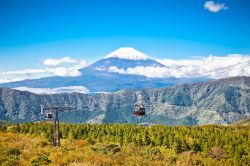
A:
[134,104,146,116]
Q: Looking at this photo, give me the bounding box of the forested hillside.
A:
[0,122,249,165]
[0,76,249,125]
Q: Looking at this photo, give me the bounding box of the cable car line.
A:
[195,59,250,78]
[205,59,250,72]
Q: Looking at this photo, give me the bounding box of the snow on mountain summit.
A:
[105,47,149,60]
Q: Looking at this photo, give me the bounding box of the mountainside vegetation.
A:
[0,76,249,125]
[0,122,249,165]
[232,118,250,126]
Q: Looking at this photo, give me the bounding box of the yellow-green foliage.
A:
[0,123,249,165]
[233,118,250,126]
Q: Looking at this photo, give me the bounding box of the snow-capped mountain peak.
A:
[105,47,149,60]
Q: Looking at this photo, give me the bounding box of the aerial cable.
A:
[196,60,250,78]
[202,59,250,74]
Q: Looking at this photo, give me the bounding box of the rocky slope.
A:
[0,76,249,125]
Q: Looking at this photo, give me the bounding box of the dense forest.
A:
[0,122,250,165]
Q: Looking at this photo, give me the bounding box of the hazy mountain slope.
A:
[85,57,165,70]
[0,69,208,93]
[0,76,249,125]
[232,118,250,126]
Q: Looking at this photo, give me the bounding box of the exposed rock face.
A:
[0,77,249,125]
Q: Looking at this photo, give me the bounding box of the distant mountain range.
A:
[0,47,209,94]
[0,76,249,125]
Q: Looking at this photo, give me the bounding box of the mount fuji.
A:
[0,47,209,94]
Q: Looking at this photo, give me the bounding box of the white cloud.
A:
[79,60,88,67]
[44,57,78,66]
[13,86,89,94]
[1,69,45,75]
[0,57,88,83]
[0,67,81,79]
[107,66,126,74]
[0,78,23,83]
[204,1,228,13]
[46,67,82,77]
[98,54,250,79]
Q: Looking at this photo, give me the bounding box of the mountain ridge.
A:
[0,76,249,125]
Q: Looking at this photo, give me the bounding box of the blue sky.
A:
[0,0,249,71]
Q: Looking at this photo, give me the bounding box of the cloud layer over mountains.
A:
[0,57,88,83]
[0,48,249,83]
[98,54,250,78]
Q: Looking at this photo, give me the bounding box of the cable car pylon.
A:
[41,105,71,146]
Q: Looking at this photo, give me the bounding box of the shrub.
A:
[31,154,51,166]
[0,146,21,166]
[207,147,226,160]
[38,141,49,148]
[0,124,7,132]
[91,144,121,154]
[146,147,161,155]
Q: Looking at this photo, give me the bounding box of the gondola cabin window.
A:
[47,113,53,119]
